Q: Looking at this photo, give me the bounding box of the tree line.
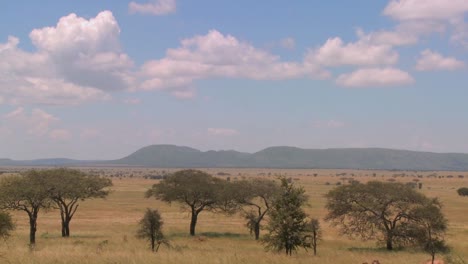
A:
[141,169,450,262]
[0,168,456,263]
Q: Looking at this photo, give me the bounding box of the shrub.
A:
[457,187,468,196]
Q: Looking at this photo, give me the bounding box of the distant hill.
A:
[111,145,468,171]
[2,144,468,171]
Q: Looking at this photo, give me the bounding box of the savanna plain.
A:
[0,167,467,264]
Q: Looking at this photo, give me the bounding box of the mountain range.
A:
[2,145,468,171]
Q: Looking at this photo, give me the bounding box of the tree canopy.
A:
[146,169,225,236]
[228,178,280,240]
[45,168,112,237]
[325,181,445,250]
[0,171,52,245]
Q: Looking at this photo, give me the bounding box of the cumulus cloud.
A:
[129,0,176,15]
[415,49,465,71]
[383,0,468,21]
[383,0,468,47]
[356,28,418,46]
[336,68,414,87]
[140,30,329,93]
[29,11,135,91]
[306,37,399,66]
[0,11,133,105]
[207,128,239,136]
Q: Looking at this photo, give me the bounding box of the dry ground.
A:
[0,168,467,264]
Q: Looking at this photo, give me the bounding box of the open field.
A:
[0,167,467,264]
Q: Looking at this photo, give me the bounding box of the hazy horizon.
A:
[1,1,468,160]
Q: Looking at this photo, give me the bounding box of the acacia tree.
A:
[325,181,443,250]
[145,169,224,236]
[0,211,14,240]
[45,168,112,237]
[136,209,168,252]
[0,171,52,246]
[262,178,310,255]
[230,179,280,240]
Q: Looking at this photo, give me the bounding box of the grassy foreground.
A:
[0,168,467,264]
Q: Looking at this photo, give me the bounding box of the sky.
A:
[1,0,468,160]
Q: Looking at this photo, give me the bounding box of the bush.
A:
[136,209,168,252]
[0,211,15,239]
[457,187,468,196]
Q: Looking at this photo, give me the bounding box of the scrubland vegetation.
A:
[0,167,466,264]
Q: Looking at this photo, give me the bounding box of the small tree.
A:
[305,218,321,256]
[0,172,52,246]
[136,209,168,252]
[412,201,449,264]
[262,178,310,255]
[0,211,14,240]
[45,168,112,237]
[146,169,224,236]
[227,179,280,240]
[457,187,468,196]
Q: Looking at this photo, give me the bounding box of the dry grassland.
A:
[0,168,467,264]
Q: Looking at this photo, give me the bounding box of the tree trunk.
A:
[386,235,393,250]
[29,215,37,245]
[151,235,155,252]
[254,222,260,240]
[190,210,198,236]
[61,219,70,237]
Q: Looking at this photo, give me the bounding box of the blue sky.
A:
[1,0,468,159]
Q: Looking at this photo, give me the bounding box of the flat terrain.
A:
[0,168,467,264]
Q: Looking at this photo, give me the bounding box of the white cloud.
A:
[280,37,296,49]
[129,0,176,15]
[336,68,414,87]
[207,128,239,136]
[49,129,72,141]
[383,0,468,47]
[383,0,468,21]
[29,11,135,91]
[415,49,465,71]
[0,11,132,105]
[140,30,330,93]
[356,28,418,46]
[3,107,59,136]
[306,37,399,66]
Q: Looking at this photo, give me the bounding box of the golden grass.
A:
[0,168,467,264]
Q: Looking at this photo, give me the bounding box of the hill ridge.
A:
[2,145,468,171]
